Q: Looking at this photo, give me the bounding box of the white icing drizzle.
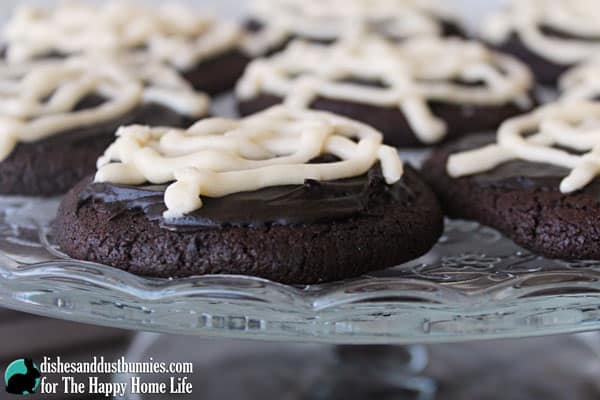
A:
[482,0,600,65]
[0,55,210,162]
[244,0,460,56]
[560,57,600,101]
[95,105,404,218]
[237,35,533,144]
[4,1,242,69]
[447,100,600,194]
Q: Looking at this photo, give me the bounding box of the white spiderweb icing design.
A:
[0,56,210,161]
[560,57,600,101]
[447,101,600,194]
[245,0,459,55]
[95,106,404,218]
[482,0,600,65]
[4,1,241,69]
[237,35,533,144]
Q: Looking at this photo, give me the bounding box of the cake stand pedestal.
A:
[113,332,600,400]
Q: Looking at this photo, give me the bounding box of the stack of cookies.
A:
[2,0,599,284]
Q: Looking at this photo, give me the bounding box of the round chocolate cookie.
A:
[244,0,466,57]
[236,36,535,148]
[422,134,600,260]
[55,165,443,284]
[238,93,532,148]
[0,56,209,197]
[2,49,249,97]
[244,18,465,57]
[0,101,194,197]
[3,2,249,95]
[481,0,600,87]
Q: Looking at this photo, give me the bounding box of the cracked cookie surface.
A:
[422,133,600,260]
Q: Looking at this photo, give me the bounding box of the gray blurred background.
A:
[0,0,508,28]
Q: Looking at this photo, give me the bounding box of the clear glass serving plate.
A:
[1,193,600,345]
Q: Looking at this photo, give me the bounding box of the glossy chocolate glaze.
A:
[79,164,418,230]
[448,134,600,199]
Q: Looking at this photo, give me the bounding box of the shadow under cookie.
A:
[238,94,532,148]
[54,166,444,284]
[422,133,600,260]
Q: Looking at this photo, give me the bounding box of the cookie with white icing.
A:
[54,106,444,284]
[0,56,209,196]
[236,35,535,147]
[481,0,600,86]
[423,100,600,260]
[559,57,600,101]
[3,1,249,94]
[244,0,465,56]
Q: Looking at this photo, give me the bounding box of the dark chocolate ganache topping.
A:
[449,134,600,200]
[79,164,416,231]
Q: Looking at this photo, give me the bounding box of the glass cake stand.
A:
[2,193,600,344]
[2,191,600,399]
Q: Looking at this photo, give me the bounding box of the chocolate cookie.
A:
[490,33,571,87]
[481,0,600,86]
[244,17,465,57]
[0,57,209,196]
[422,101,600,260]
[238,93,532,148]
[0,101,194,197]
[181,50,250,95]
[54,107,444,284]
[56,166,443,284]
[244,0,466,56]
[559,58,600,101]
[236,36,534,147]
[4,2,249,94]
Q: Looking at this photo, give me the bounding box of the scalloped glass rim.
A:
[1,195,600,344]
